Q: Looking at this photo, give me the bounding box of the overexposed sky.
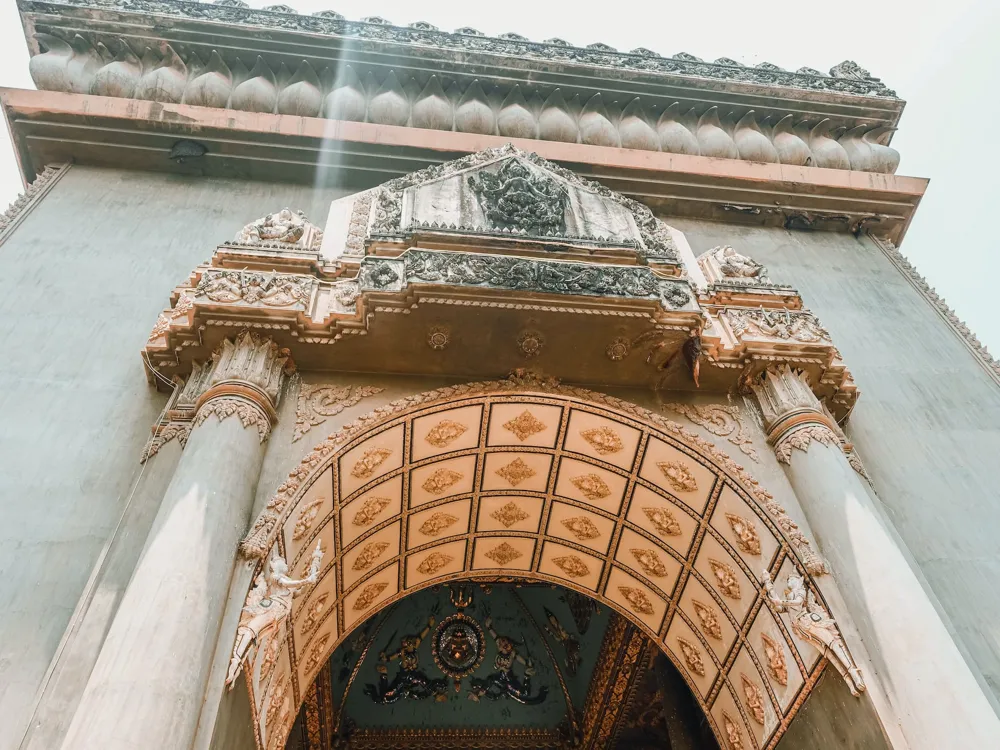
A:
[2,0,999,351]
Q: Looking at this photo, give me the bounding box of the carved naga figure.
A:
[236,208,307,244]
[364,616,449,703]
[225,542,323,687]
[543,607,581,675]
[762,570,866,696]
[468,614,548,704]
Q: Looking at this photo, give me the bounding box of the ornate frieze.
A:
[0,164,70,248]
[293,383,386,442]
[724,308,829,343]
[196,269,314,308]
[232,208,323,251]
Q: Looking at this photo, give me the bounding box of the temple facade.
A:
[1,1,999,749]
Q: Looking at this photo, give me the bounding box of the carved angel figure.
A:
[713,245,769,281]
[364,616,448,703]
[236,208,307,244]
[225,542,323,688]
[762,570,865,696]
[468,614,548,705]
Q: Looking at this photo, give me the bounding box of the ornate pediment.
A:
[232,208,323,252]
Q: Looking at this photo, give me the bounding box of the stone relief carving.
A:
[516,329,545,359]
[741,673,766,725]
[139,420,192,463]
[233,208,322,249]
[424,419,468,447]
[676,637,706,676]
[708,559,742,600]
[692,600,723,640]
[698,245,780,289]
[196,269,314,308]
[293,383,386,442]
[485,542,522,566]
[725,308,829,343]
[657,460,698,492]
[468,159,568,235]
[194,396,272,442]
[417,551,453,575]
[760,633,789,686]
[353,582,389,611]
[661,403,758,462]
[725,513,762,555]
[763,570,865,696]
[631,548,669,577]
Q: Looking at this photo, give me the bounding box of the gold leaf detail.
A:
[300,593,329,639]
[351,446,392,479]
[580,426,623,455]
[495,457,536,487]
[352,581,388,611]
[656,460,698,492]
[676,637,706,677]
[416,551,454,575]
[570,473,611,501]
[725,512,762,556]
[761,633,788,686]
[691,600,723,640]
[709,559,742,600]
[484,542,523,566]
[552,555,590,578]
[561,515,601,541]
[503,410,547,441]
[491,501,530,528]
[419,512,459,537]
[352,496,391,527]
[618,585,655,615]
[424,419,468,448]
[292,497,323,541]
[421,468,463,495]
[302,632,331,676]
[352,541,390,571]
[643,506,682,537]
[741,673,766,725]
[630,548,669,578]
[722,711,745,750]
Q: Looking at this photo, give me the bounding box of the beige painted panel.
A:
[289,517,335,582]
[282,466,333,566]
[664,614,718,699]
[732,644,780,745]
[538,540,604,591]
[748,605,805,711]
[710,484,779,570]
[472,536,535,572]
[605,566,667,634]
[694,534,756,625]
[339,423,405,497]
[638,437,714,514]
[554,457,628,514]
[709,682,752,750]
[614,527,682,599]
[339,475,403,548]
[675,574,738,663]
[410,404,484,461]
[343,563,399,631]
[296,606,338,696]
[405,539,468,587]
[545,500,615,554]
[409,455,477,506]
[482,451,553,493]
[341,521,400,591]
[476,495,544,534]
[292,565,337,646]
[625,484,699,559]
[486,402,563,448]
[563,408,642,470]
[406,498,472,548]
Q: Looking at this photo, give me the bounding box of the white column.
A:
[753,366,1000,749]
[60,333,291,750]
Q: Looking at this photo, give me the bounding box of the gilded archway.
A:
[238,376,836,750]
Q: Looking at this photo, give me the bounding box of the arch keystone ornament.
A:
[231,378,842,750]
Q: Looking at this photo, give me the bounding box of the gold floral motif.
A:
[351,446,392,479]
[725,512,762,556]
[561,515,601,541]
[352,541,390,571]
[300,593,329,639]
[741,673,766,725]
[352,581,388,611]
[416,551,454,575]
[722,711,745,750]
[495,457,537,487]
[484,542,523,566]
[418,512,459,537]
[618,585,655,615]
[258,634,279,687]
[421,468,463,495]
[503,409,547,441]
[352,496,392,527]
[691,600,723,640]
[630,548,669,578]
[580,426,623,455]
[676,637,706,677]
[265,674,288,735]
[552,555,590,578]
[424,419,468,448]
[302,633,331,676]
[643,506,682,537]
[491,501,530,528]
[292,497,323,541]
[656,460,698,492]
[570,473,612,501]
[761,633,789,686]
[709,559,742,600]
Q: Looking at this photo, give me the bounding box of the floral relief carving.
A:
[709,559,742,600]
[570,473,612,501]
[424,419,468,448]
[300,593,329,639]
[265,674,289,737]
[725,308,829,344]
[676,637,706,676]
[561,516,601,541]
[774,425,839,464]
[352,541,390,571]
[725,512,762,555]
[302,633,332,676]
[292,497,324,541]
[197,269,313,307]
[502,410,547,441]
[657,460,698,493]
[580,426,623,455]
[484,542,523,566]
[418,512,459,536]
[194,397,271,442]
[147,291,195,343]
[491,501,530,528]
[643,506,682,537]
[352,496,392,527]
[722,711,746,750]
[692,600,723,640]
[416,551,454,575]
[293,384,385,442]
[258,635,280,688]
[351,446,393,479]
[495,457,536,487]
[741,673,766,725]
[421,468,464,495]
[552,555,590,578]
[139,420,192,463]
[760,633,789,686]
[631,548,669,578]
[352,582,389,611]
[662,402,759,462]
[618,586,655,615]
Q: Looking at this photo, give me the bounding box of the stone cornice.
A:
[0,163,69,248]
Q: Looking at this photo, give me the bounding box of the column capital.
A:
[750,365,841,460]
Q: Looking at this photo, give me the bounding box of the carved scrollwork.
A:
[293,383,385,443]
[468,159,568,236]
[725,308,829,343]
[196,269,314,308]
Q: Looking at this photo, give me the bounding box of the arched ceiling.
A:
[244,386,830,750]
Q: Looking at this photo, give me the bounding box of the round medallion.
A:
[516,330,545,358]
[427,325,451,351]
[606,336,630,361]
[431,612,486,680]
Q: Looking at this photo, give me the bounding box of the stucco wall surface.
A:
[0,165,346,750]
[669,216,1000,710]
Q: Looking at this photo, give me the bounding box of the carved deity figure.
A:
[225,542,323,688]
[236,208,308,244]
[713,245,769,281]
[543,607,581,675]
[762,570,865,696]
[468,614,548,704]
[364,616,448,703]
[467,159,568,236]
